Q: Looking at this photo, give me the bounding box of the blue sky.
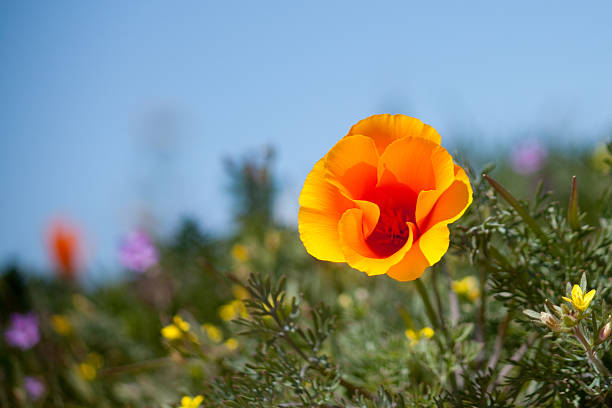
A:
[1,1,611,277]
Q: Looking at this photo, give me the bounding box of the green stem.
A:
[573,326,611,377]
[414,278,441,330]
[414,277,457,391]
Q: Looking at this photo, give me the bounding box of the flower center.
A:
[363,184,418,257]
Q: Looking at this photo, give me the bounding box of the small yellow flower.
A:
[78,362,96,381]
[224,337,239,350]
[452,276,480,301]
[218,303,236,321]
[419,327,434,339]
[231,244,249,262]
[562,285,596,312]
[173,315,190,332]
[405,329,418,342]
[234,300,248,318]
[162,324,183,340]
[405,327,434,345]
[51,314,72,335]
[219,300,248,321]
[201,323,223,343]
[179,395,204,408]
[232,284,250,300]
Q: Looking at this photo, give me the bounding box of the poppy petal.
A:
[338,208,415,276]
[324,135,378,200]
[298,159,354,262]
[377,137,454,194]
[421,180,472,231]
[346,114,441,155]
[418,223,450,265]
[386,244,430,281]
[416,165,472,230]
[354,199,380,237]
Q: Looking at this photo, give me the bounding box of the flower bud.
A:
[562,314,577,327]
[599,322,611,341]
[540,312,561,332]
[561,303,571,315]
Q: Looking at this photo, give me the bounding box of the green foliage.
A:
[1,146,611,407]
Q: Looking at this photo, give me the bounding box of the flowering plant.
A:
[1,124,611,407]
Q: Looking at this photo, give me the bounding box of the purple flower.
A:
[4,313,40,350]
[511,140,548,175]
[119,231,159,272]
[24,376,45,400]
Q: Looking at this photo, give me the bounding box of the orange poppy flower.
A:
[298,114,472,281]
[47,220,80,280]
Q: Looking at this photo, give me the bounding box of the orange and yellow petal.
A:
[385,224,451,282]
[417,223,450,266]
[346,114,441,155]
[323,135,379,199]
[415,165,472,230]
[376,137,455,195]
[386,244,430,281]
[298,159,354,262]
[338,208,416,276]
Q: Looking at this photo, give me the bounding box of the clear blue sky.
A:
[1,1,611,277]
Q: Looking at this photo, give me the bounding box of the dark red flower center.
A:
[363,184,419,257]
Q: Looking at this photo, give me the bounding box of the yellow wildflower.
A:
[78,362,96,381]
[405,327,434,345]
[452,276,480,301]
[232,284,250,300]
[51,314,72,335]
[405,329,418,342]
[179,395,204,408]
[231,244,249,262]
[219,300,248,321]
[173,315,190,332]
[218,303,236,321]
[224,337,239,350]
[234,300,248,318]
[162,315,191,340]
[562,285,596,312]
[419,327,434,339]
[162,324,183,340]
[202,324,223,343]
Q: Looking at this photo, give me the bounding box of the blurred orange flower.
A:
[298,114,472,281]
[48,220,80,280]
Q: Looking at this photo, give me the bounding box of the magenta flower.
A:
[119,231,159,272]
[510,140,548,175]
[4,313,40,350]
[24,376,45,400]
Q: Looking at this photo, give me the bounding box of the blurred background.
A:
[1,1,612,280]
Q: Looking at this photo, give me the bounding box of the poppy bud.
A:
[599,322,611,341]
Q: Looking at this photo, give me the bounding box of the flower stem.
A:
[414,277,457,391]
[573,325,611,377]
[414,278,441,330]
